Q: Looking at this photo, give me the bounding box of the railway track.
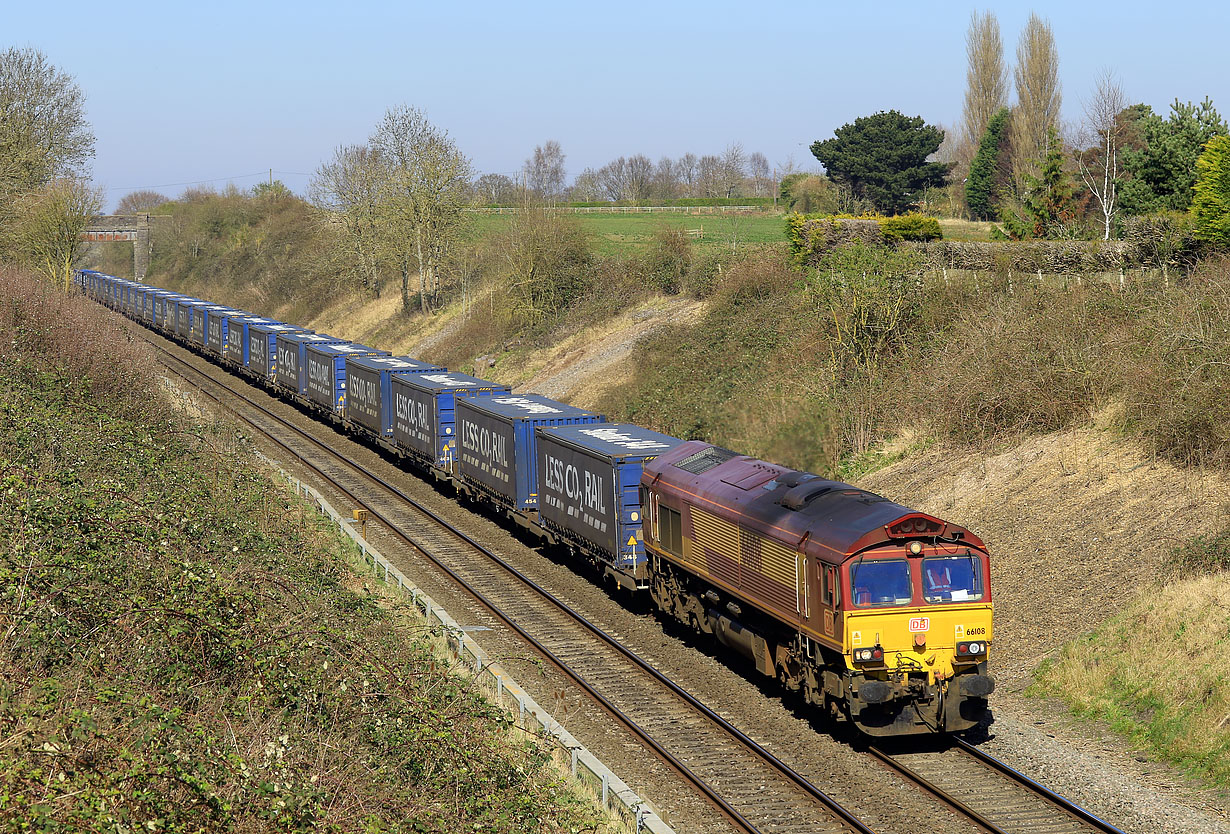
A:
[868,738,1126,834]
[138,324,1130,834]
[147,333,874,834]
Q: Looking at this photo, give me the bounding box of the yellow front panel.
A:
[845,604,993,682]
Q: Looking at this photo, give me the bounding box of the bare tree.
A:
[1075,70,1127,240]
[747,151,772,197]
[719,143,747,197]
[369,105,473,314]
[0,47,95,198]
[677,153,699,197]
[1011,13,1062,185]
[115,190,169,214]
[309,144,389,297]
[651,156,681,200]
[596,155,653,201]
[472,173,517,204]
[3,178,101,288]
[522,140,566,203]
[697,154,724,197]
[625,154,654,201]
[962,11,1009,152]
[569,167,602,201]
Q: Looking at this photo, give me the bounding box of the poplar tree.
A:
[1010,14,1062,187]
[962,11,1009,152]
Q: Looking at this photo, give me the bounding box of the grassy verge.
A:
[1029,566,1230,789]
[0,268,608,832]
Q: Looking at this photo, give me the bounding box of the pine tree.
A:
[1002,126,1075,239]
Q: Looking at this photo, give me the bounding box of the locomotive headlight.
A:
[853,647,884,663]
[956,641,987,657]
[907,540,924,556]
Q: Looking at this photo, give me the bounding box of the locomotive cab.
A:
[842,543,994,735]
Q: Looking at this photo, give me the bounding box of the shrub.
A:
[786,213,942,267]
[878,213,942,243]
[641,225,692,294]
[1169,529,1230,575]
[786,213,883,266]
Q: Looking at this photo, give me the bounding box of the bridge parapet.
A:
[83,214,152,280]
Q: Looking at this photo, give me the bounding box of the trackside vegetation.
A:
[1031,571,1230,789]
[0,267,609,832]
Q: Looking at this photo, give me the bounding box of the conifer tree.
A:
[966,108,1011,220]
[1191,135,1230,246]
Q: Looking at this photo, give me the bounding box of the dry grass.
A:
[0,266,160,420]
[1033,572,1230,786]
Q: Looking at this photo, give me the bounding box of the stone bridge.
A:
[82,214,152,280]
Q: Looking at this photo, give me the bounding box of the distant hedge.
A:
[787,212,942,265]
[476,197,777,209]
[788,211,1202,272]
[912,214,1200,272]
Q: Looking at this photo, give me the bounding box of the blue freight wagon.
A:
[346,356,446,441]
[303,342,390,416]
[205,308,245,357]
[140,288,158,324]
[274,332,347,396]
[536,423,684,590]
[191,304,228,346]
[157,293,185,331]
[223,315,278,366]
[175,299,204,339]
[248,322,303,381]
[454,394,605,514]
[390,371,510,471]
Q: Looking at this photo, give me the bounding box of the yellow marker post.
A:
[352,508,369,540]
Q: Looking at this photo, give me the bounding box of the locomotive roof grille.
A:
[672,446,739,475]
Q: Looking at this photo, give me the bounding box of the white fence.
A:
[275,467,674,834]
[468,205,765,215]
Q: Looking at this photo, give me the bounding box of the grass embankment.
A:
[1032,556,1230,788]
[0,268,607,832]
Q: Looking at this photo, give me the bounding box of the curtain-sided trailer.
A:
[536,423,683,591]
[390,371,511,474]
[454,395,604,517]
[345,356,447,443]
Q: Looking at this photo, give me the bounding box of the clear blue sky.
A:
[7,0,1227,210]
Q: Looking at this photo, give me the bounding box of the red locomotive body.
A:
[642,441,995,735]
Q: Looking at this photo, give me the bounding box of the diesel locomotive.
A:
[642,441,994,735]
[76,268,995,736]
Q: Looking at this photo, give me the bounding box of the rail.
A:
[275,460,674,834]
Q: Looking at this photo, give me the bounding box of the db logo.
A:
[908,617,930,633]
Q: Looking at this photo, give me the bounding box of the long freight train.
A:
[76,268,995,736]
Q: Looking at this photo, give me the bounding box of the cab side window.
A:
[821,565,838,606]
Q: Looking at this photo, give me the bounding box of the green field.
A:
[464,211,995,256]
[466,210,791,255]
